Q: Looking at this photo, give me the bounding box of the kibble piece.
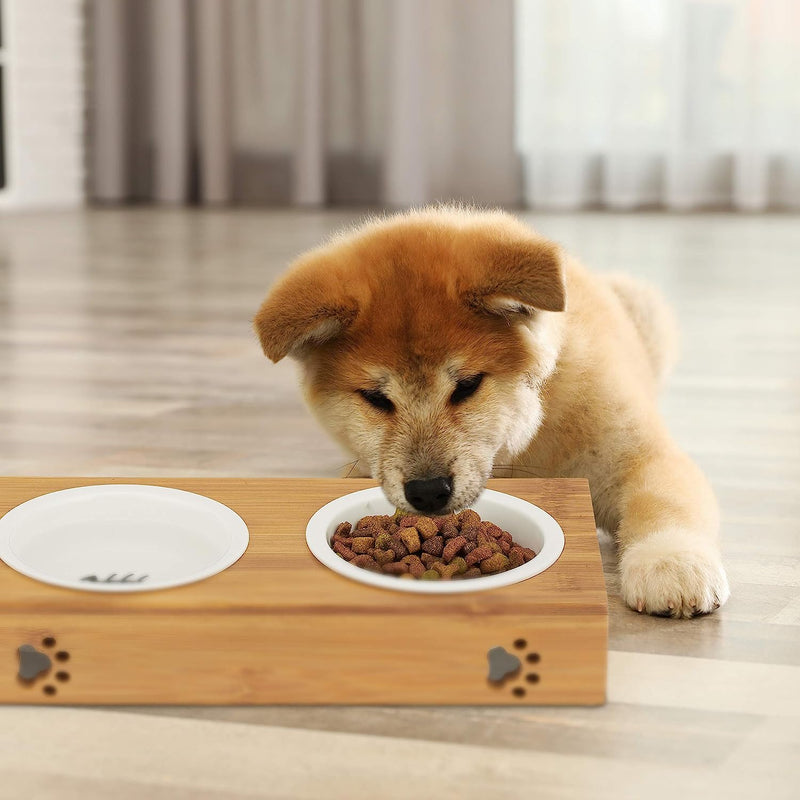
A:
[351,536,374,554]
[389,535,409,560]
[458,509,481,528]
[332,535,354,547]
[398,515,420,528]
[333,541,356,560]
[419,552,437,567]
[521,546,536,562]
[351,554,382,572]
[442,536,466,563]
[463,566,482,578]
[440,520,460,539]
[398,527,421,553]
[508,547,525,569]
[382,561,409,575]
[461,524,481,542]
[438,562,461,579]
[374,532,393,550]
[421,535,444,557]
[334,521,352,538]
[480,521,503,538]
[357,515,383,528]
[449,556,468,575]
[415,517,439,540]
[462,541,477,555]
[480,552,510,574]
[355,524,379,540]
[401,554,426,578]
[465,545,493,566]
[440,514,461,536]
[476,531,501,552]
[371,548,395,566]
[498,539,511,555]
[431,561,449,576]
[420,569,440,580]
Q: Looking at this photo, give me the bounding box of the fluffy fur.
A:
[254,206,729,618]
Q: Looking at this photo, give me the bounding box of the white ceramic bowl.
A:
[0,484,250,592]
[306,487,565,594]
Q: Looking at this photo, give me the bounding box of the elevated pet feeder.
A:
[0,477,607,705]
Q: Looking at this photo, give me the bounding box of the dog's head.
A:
[254,207,566,513]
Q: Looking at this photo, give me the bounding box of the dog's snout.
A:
[403,477,452,513]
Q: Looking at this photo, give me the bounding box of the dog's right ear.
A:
[253,257,359,363]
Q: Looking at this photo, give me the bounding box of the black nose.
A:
[403,477,452,513]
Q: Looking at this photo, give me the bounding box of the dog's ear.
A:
[463,235,566,317]
[253,257,359,363]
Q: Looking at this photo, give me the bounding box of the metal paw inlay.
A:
[17,645,52,682]
[487,646,521,684]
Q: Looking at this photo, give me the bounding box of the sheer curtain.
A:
[515,0,800,210]
[89,0,517,207]
[89,0,800,210]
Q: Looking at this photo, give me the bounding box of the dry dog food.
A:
[331,509,536,581]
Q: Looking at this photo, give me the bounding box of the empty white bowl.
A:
[0,484,249,592]
[306,487,565,594]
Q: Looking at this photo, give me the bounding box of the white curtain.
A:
[515,0,800,210]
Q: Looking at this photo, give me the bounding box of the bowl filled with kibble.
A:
[305,488,565,593]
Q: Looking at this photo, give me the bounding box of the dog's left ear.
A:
[463,235,566,317]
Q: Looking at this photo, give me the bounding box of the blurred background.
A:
[1,0,798,211]
[1,3,799,797]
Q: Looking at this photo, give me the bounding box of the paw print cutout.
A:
[17,636,71,696]
[487,646,521,684]
[486,638,541,698]
[17,645,51,681]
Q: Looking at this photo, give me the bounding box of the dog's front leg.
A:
[609,441,730,618]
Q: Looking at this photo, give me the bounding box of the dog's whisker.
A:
[335,459,361,478]
[492,464,548,477]
[343,459,361,478]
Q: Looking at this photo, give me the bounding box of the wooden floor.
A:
[0,209,798,798]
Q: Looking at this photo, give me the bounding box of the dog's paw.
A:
[619,529,730,619]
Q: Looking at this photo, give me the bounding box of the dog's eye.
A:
[358,389,395,413]
[450,373,484,405]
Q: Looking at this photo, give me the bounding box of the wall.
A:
[0,0,84,209]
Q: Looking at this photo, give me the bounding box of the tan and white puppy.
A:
[254,207,729,618]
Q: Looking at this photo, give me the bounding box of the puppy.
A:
[254,206,729,618]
